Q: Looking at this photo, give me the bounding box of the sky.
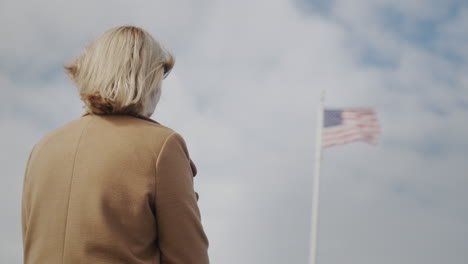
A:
[1,0,467,263]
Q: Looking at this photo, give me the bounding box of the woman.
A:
[21,26,210,264]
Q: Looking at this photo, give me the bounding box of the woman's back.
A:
[22,113,209,263]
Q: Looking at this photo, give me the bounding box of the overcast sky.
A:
[1,0,467,263]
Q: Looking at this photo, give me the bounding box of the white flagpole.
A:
[308,90,325,264]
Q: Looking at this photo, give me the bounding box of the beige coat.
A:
[21,112,210,263]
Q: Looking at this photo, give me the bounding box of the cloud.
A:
[1,0,467,263]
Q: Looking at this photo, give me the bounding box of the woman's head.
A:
[65,26,174,117]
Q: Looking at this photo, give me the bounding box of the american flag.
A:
[322,107,380,149]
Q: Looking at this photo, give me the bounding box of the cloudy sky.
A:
[1,0,467,263]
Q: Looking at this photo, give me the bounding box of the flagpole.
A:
[309,90,325,264]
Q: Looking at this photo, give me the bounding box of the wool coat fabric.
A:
[21,112,210,264]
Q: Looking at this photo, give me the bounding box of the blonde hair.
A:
[65,26,174,117]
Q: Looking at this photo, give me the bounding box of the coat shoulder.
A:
[31,113,187,159]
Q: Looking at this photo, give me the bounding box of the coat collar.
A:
[80,111,160,124]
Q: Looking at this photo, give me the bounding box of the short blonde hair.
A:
[65,26,174,117]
